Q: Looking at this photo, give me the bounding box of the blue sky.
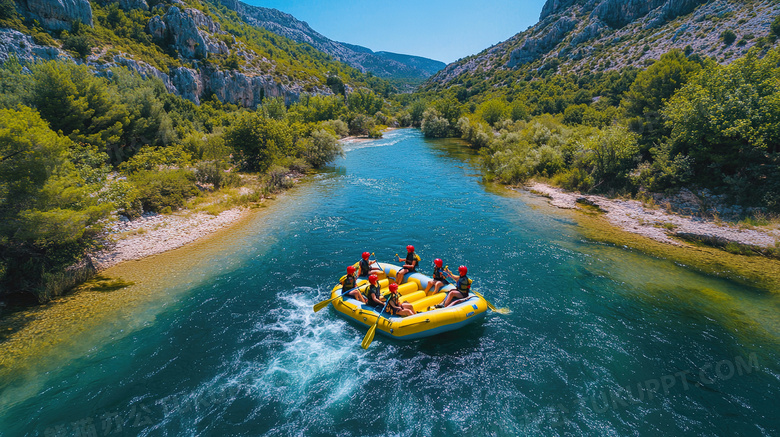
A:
[246,1,548,64]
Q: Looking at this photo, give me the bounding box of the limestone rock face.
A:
[118,0,148,11]
[508,16,577,67]
[645,0,709,29]
[509,0,711,67]
[148,15,166,40]
[169,66,203,103]
[0,28,70,63]
[592,0,666,28]
[16,0,93,31]
[163,6,208,59]
[161,6,228,58]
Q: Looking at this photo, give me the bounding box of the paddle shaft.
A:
[361,296,391,349]
[313,282,367,312]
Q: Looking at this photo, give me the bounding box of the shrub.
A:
[421,108,450,138]
[771,15,780,37]
[262,165,294,194]
[62,32,93,59]
[299,129,343,168]
[721,30,737,45]
[320,119,349,137]
[348,113,375,136]
[130,169,199,213]
[224,113,292,172]
[100,178,142,218]
[194,161,240,190]
[119,145,192,173]
[0,0,15,20]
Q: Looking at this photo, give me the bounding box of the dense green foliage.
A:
[406,47,780,213]
[0,52,397,300]
[0,107,112,300]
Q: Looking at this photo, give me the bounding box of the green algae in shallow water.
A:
[77,275,135,292]
[573,209,780,292]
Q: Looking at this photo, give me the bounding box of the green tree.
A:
[421,108,450,138]
[225,113,292,172]
[623,50,704,151]
[0,106,112,299]
[772,15,780,37]
[663,48,780,206]
[408,99,427,127]
[478,99,507,126]
[0,0,16,20]
[299,129,344,168]
[347,89,383,115]
[29,61,129,159]
[583,126,640,190]
[261,96,287,120]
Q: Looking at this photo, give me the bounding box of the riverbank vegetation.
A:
[0,58,396,303]
[405,47,780,217]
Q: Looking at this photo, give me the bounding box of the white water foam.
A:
[341,130,404,153]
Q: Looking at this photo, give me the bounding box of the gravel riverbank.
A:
[92,208,249,270]
[525,182,780,250]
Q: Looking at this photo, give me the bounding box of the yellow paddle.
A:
[444,267,511,314]
[361,296,391,349]
[313,283,367,312]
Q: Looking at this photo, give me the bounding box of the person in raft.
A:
[342,265,366,304]
[386,283,416,317]
[424,258,449,295]
[358,251,382,278]
[364,274,385,308]
[437,265,472,308]
[395,245,420,284]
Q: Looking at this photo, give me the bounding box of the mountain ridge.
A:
[213,0,446,86]
[427,0,780,91]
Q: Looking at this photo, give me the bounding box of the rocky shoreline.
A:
[92,207,249,270]
[525,182,780,252]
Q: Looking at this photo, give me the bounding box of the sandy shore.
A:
[92,207,250,270]
[525,182,780,249]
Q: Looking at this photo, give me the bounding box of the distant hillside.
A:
[1,0,391,106]
[426,0,780,93]
[213,0,445,89]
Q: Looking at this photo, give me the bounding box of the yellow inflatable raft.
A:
[328,263,488,340]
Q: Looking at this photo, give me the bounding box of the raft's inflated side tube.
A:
[330,263,488,340]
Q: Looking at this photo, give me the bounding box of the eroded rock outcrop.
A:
[161,6,229,58]
[118,0,148,11]
[508,16,577,67]
[0,28,71,63]
[508,0,712,67]
[16,0,93,31]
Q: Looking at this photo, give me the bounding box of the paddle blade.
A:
[361,324,377,349]
[313,296,335,312]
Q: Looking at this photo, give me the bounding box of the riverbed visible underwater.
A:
[1,129,778,436]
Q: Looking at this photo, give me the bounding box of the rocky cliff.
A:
[2,1,339,106]
[213,0,445,82]
[430,0,780,87]
[15,0,94,31]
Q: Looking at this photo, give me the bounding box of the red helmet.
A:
[434,258,443,268]
[407,245,414,253]
[362,251,370,260]
[389,283,398,293]
[458,265,468,275]
[347,265,356,275]
[368,274,378,284]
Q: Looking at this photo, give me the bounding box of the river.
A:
[1,129,778,436]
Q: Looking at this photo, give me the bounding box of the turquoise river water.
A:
[1,129,779,436]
